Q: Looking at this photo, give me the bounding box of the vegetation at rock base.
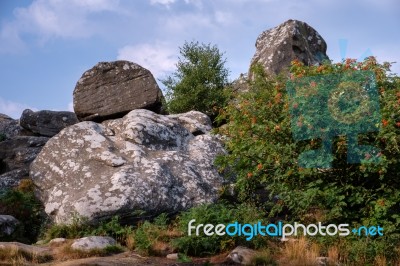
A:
[0,179,45,243]
[172,202,266,256]
[161,41,230,120]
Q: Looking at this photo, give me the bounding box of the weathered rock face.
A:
[250,19,329,77]
[0,136,48,190]
[31,109,226,224]
[20,109,79,137]
[73,61,165,122]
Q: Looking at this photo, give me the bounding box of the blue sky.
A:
[0,0,399,118]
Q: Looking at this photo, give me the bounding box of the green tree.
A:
[162,41,230,119]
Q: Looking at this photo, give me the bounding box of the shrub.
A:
[0,180,45,243]
[130,213,170,255]
[216,57,400,261]
[173,202,267,256]
[162,41,230,120]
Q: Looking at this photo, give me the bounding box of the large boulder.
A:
[0,136,49,190]
[20,109,79,137]
[31,110,226,224]
[250,19,329,77]
[73,61,165,122]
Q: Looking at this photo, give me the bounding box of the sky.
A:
[0,0,399,119]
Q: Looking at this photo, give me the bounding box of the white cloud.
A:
[0,23,26,54]
[117,42,177,79]
[0,98,37,119]
[215,11,233,25]
[0,0,121,51]
[150,0,176,6]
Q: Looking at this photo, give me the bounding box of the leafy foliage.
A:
[173,202,266,256]
[131,213,169,255]
[216,57,400,244]
[0,179,45,243]
[162,41,230,119]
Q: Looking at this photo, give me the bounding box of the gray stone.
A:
[168,111,212,135]
[227,246,258,265]
[73,61,164,122]
[0,136,49,190]
[250,19,329,77]
[31,109,226,224]
[0,215,20,237]
[50,237,67,245]
[0,169,28,190]
[71,236,116,251]
[0,117,22,140]
[20,109,79,137]
[166,253,178,260]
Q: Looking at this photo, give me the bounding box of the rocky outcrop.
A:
[71,236,117,251]
[31,109,226,224]
[73,61,165,122]
[20,109,79,137]
[0,136,48,190]
[250,19,329,77]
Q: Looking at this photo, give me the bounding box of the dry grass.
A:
[0,246,52,265]
[278,238,320,266]
[373,255,387,266]
[52,241,123,261]
[327,245,339,265]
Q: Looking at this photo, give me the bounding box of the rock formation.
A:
[20,109,78,137]
[31,109,226,224]
[73,61,165,122]
[250,19,329,77]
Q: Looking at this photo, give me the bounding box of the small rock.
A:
[227,246,258,265]
[20,109,79,137]
[71,236,117,251]
[166,253,179,260]
[49,237,67,245]
[316,256,329,266]
[0,215,20,237]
